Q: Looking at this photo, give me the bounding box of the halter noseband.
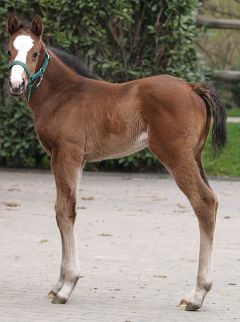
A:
[9,50,51,102]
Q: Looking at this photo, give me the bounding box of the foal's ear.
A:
[7,12,21,35]
[30,14,44,37]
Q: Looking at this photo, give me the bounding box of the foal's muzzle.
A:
[9,78,26,96]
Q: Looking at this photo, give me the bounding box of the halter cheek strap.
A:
[9,50,51,102]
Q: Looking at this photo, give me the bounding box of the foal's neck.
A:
[29,47,84,113]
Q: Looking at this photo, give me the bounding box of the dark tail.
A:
[190,83,227,156]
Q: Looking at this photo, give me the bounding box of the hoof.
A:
[178,300,188,310]
[48,290,57,299]
[185,302,201,311]
[178,299,200,311]
[52,295,67,304]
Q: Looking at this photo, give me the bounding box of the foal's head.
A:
[7,13,44,96]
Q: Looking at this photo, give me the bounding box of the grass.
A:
[227,107,240,117]
[204,123,240,177]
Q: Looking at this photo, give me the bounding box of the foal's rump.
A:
[138,75,226,158]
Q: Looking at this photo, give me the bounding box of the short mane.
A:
[49,47,96,79]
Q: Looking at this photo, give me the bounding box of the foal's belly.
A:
[87,131,148,162]
[105,131,148,160]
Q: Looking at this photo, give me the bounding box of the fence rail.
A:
[196,16,240,30]
[197,16,240,81]
[211,70,240,82]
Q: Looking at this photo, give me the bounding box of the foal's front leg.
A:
[48,153,83,304]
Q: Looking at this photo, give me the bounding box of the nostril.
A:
[20,78,25,90]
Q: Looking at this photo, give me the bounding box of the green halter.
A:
[9,50,51,102]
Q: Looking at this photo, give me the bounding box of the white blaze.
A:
[10,35,34,88]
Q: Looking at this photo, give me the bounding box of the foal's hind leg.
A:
[175,160,217,310]
[149,141,217,310]
[49,152,83,304]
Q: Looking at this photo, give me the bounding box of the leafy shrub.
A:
[0,97,45,167]
[0,0,203,169]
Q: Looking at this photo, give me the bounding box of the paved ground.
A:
[0,170,239,322]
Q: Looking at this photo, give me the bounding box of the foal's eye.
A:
[32,52,39,58]
[7,50,11,57]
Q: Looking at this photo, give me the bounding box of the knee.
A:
[55,200,76,226]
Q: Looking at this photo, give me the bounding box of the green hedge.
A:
[0,0,203,169]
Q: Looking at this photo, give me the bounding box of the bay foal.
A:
[7,13,226,309]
